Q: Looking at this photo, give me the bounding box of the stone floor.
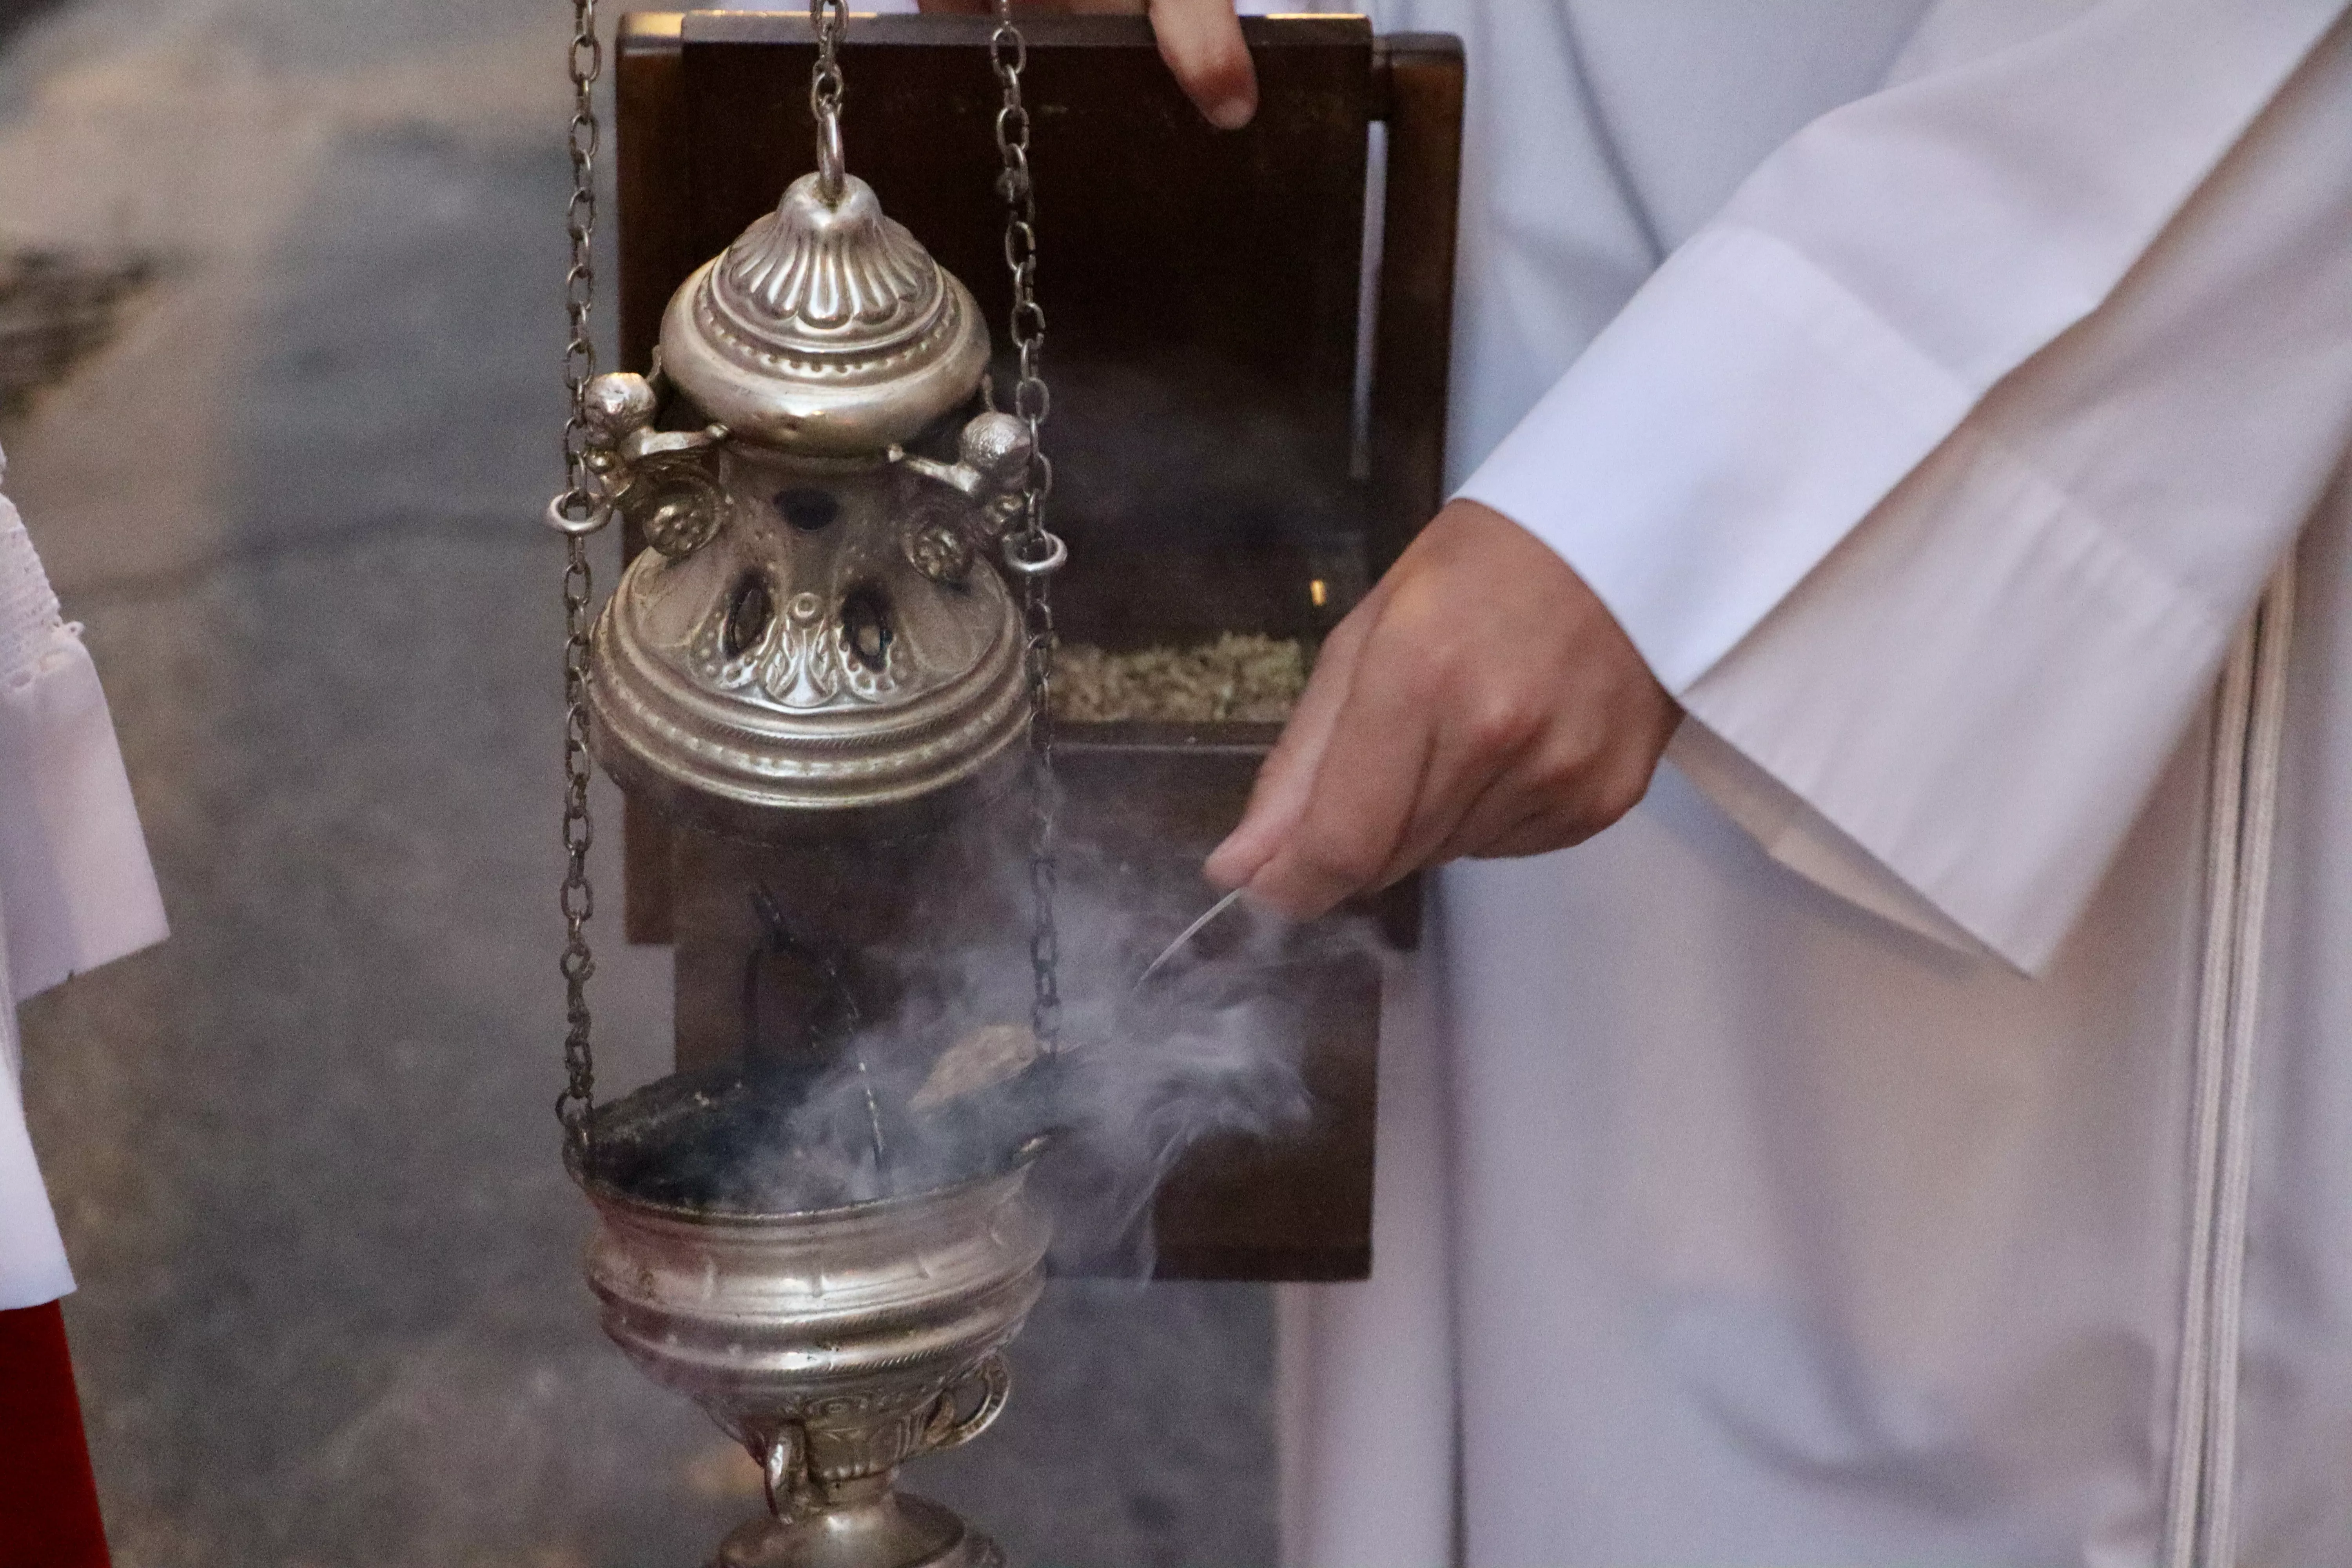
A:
[0,0,1280,1560]
[0,0,56,49]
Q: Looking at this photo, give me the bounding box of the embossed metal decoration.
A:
[581,166,1036,833]
[661,169,989,453]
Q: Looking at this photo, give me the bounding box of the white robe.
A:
[0,443,168,1311]
[1276,2,2352,1564]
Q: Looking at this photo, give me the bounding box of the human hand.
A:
[916,0,1256,129]
[1205,500,1682,918]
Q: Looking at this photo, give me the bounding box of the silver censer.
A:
[560,25,1060,1564]
[574,1116,1049,1568]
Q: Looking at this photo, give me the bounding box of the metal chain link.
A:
[990,2,1066,1054]
[553,0,604,1154]
[809,0,846,119]
[556,0,603,530]
[809,0,848,200]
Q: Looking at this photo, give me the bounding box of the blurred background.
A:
[0,0,1280,1559]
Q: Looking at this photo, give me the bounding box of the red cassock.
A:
[0,1302,109,1568]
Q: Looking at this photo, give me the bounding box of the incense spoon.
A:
[1135,888,1248,989]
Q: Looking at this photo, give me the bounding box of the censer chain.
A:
[810,0,848,200]
[991,0,1068,1056]
[551,0,605,1156]
[802,0,892,1176]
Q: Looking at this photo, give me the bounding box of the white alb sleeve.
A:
[0,492,166,1006]
[0,465,167,1309]
[1463,0,2352,972]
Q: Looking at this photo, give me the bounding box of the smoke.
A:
[594,779,1379,1271]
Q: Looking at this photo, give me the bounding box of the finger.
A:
[1364,672,1542,889]
[918,0,1142,13]
[1243,605,1442,917]
[1433,779,1584,865]
[1205,591,1382,889]
[914,0,1252,128]
[1347,507,1550,885]
[1463,809,1596,861]
[1146,0,1256,128]
[1423,718,1603,866]
[1422,766,1538,867]
[1431,733,1659,865]
[1349,523,1557,886]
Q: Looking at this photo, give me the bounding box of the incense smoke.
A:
[604,780,1381,1270]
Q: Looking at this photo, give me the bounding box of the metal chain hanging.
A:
[809,0,848,200]
[989,0,1068,1056]
[547,0,606,1157]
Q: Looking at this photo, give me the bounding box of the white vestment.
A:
[1275,2,2352,1564]
[0,443,168,1310]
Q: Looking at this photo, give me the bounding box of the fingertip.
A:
[1205,85,1256,131]
[1148,0,1256,129]
[1204,826,1267,890]
[1242,857,1341,922]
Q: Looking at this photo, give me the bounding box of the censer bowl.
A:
[570,1079,1053,1568]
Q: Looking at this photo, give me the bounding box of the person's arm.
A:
[1212,0,2352,972]
[1663,9,2352,971]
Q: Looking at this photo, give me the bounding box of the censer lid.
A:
[661,171,990,455]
